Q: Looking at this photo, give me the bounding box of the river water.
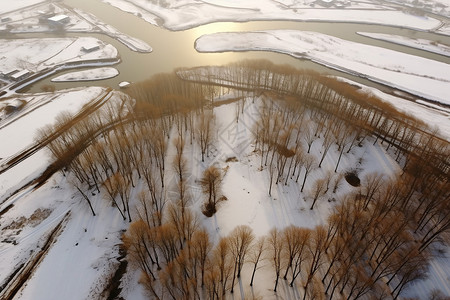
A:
[23,0,450,94]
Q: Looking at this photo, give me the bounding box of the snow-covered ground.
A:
[382,0,449,18]
[195,30,450,105]
[0,87,110,199]
[0,0,45,14]
[201,99,401,237]
[358,32,450,57]
[0,171,127,300]
[0,37,118,73]
[51,67,119,82]
[101,0,443,31]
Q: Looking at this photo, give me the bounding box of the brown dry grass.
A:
[4,208,52,231]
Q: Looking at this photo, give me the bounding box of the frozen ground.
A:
[0,37,118,73]
[382,0,449,18]
[358,32,450,57]
[0,0,45,14]
[101,0,443,31]
[0,87,111,199]
[51,67,119,82]
[195,30,450,106]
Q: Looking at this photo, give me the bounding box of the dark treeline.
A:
[38,60,449,299]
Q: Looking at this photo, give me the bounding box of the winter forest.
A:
[34,60,449,300]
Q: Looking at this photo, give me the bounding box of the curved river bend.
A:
[22,0,450,96]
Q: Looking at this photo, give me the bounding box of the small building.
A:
[81,44,100,53]
[10,69,31,81]
[1,17,12,23]
[1,69,19,78]
[48,14,70,26]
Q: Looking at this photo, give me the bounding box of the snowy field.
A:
[0,0,45,14]
[52,67,119,82]
[101,0,444,31]
[0,37,118,73]
[195,30,450,106]
[358,32,450,57]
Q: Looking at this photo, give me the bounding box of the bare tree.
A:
[303,226,327,300]
[334,124,352,172]
[212,237,234,296]
[300,154,317,192]
[103,174,125,220]
[303,120,316,153]
[281,226,310,285]
[361,172,385,209]
[123,220,158,280]
[267,228,285,292]
[318,130,334,168]
[69,176,96,216]
[249,236,266,287]
[200,165,224,217]
[190,228,212,287]
[331,173,344,194]
[197,110,215,162]
[229,225,255,293]
[309,178,327,210]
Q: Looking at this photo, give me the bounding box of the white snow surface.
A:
[0,37,118,73]
[0,87,105,159]
[100,0,442,31]
[0,88,108,203]
[51,67,119,82]
[0,173,127,300]
[195,30,450,105]
[0,0,45,14]
[358,32,450,57]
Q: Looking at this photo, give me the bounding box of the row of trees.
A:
[178,60,449,177]
[252,94,359,198]
[126,164,446,299]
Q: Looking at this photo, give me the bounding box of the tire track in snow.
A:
[0,212,70,300]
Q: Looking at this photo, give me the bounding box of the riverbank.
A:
[195,30,450,106]
[101,0,445,32]
[0,1,151,53]
[0,37,120,96]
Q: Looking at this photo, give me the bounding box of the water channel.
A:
[21,0,450,95]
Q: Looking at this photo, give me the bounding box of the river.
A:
[22,0,450,95]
